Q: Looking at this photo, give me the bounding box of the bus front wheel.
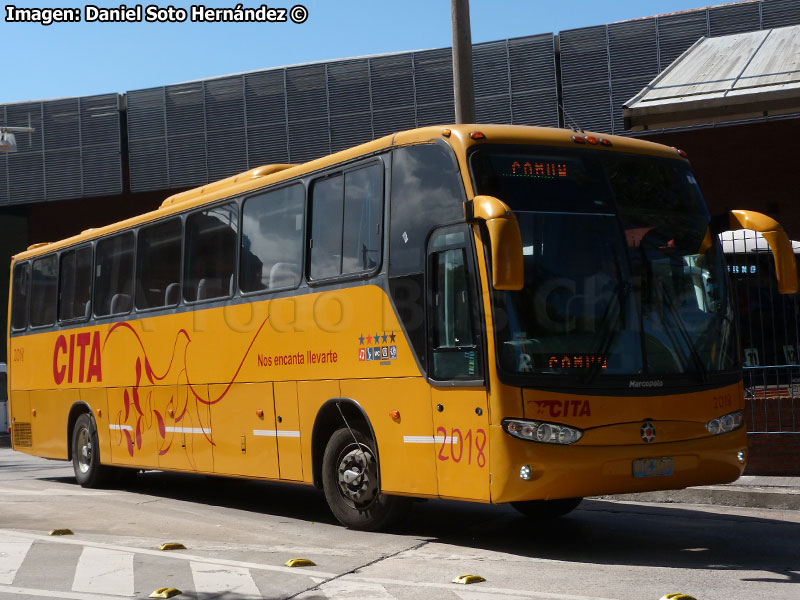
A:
[511,497,582,519]
[72,413,112,488]
[322,427,408,531]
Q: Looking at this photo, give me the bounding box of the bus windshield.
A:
[470,146,738,386]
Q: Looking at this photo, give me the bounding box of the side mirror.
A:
[468,195,524,290]
[729,210,798,294]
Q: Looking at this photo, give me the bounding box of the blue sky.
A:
[2,0,737,103]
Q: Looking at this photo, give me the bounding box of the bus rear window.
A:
[11,262,30,331]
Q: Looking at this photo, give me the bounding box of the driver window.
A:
[429,229,482,380]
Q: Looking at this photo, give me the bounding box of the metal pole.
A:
[451,0,476,124]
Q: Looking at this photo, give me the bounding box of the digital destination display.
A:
[546,354,608,370]
[504,160,568,179]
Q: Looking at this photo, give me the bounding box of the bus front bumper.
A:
[489,425,747,504]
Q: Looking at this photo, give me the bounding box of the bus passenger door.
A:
[427,226,490,501]
[209,382,279,479]
[274,381,304,481]
[154,384,213,473]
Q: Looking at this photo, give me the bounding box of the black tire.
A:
[72,413,112,488]
[511,497,583,519]
[322,427,409,531]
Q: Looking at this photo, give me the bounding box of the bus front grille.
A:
[12,422,32,447]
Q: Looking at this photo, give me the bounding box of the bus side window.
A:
[95,232,134,317]
[342,163,383,274]
[59,245,93,322]
[309,162,384,281]
[11,262,30,331]
[240,184,304,293]
[310,175,345,280]
[184,204,237,302]
[137,218,182,309]
[30,254,58,328]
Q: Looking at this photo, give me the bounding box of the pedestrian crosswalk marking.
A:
[191,561,261,599]
[0,529,335,578]
[316,580,393,599]
[72,546,134,596]
[0,585,127,600]
[0,487,115,496]
[0,539,33,584]
[0,529,621,600]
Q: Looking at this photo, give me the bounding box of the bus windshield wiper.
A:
[582,281,628,384]
[658,282,708,383]
[583,246,630,384]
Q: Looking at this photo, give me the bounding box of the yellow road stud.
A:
[48,529,73,536]
[285,558,316,567]
[158,542,187,551]
[452,574,486,584]
[149,587,181,599]
[660,595,698,600]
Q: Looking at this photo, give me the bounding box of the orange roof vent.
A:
[159,164,296,209]
[27,242,51,251]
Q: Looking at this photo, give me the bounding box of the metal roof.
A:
[623,23,800,130]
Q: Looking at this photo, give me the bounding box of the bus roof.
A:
[12,124,683,262]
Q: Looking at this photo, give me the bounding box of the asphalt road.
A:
[0,447,798,600]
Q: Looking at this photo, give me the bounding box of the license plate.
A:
[633,457,674,478]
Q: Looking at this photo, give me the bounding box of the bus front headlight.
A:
[706,410,743,435]
[503,418,582,445]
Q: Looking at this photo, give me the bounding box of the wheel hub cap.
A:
[337,446,377,507]
[76,428,91,474]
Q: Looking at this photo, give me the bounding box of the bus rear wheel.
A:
[511,497,582,519]
[322,427,408,531]
[72,413,112,488]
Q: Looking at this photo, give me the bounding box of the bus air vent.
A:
[159,164,296,209]
[26,242,51,251]
[12,422,32,447]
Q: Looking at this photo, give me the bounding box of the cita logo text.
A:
[53,332,103,384]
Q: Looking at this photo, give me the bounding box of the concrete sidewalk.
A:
[1,432,797,510]
[600,475,800,511]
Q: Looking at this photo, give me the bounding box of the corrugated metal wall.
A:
[559,0,800,138]
[2,0,797,202]
[0,95,122,205]
[126,34,558,193]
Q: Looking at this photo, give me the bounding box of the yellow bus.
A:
[7,125,797,530]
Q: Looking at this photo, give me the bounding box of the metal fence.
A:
[724,229,800,435]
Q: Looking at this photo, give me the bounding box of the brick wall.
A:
[744,396,800,476]
[744,433,800,476]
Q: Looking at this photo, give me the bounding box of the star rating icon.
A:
[359,331,397,346]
